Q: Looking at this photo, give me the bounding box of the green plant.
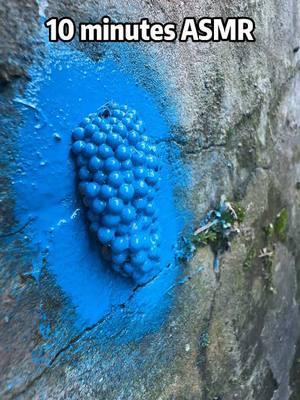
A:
[274,208,288,241]
[263,223,274,240]
[233,203,246,224]
[192,229,218,247]
[179,197,245,271]
[243,246,257,270]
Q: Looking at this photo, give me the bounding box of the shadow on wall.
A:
[13,36,190,341]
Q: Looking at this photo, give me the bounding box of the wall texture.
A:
[0,0,300,399]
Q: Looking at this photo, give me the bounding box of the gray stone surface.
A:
[0,0,300,399]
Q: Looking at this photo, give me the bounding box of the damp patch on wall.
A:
[13,39,189,341]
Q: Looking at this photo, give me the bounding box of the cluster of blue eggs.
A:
[72,102,161,284]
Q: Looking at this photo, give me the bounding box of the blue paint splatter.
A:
[13,40,188,340]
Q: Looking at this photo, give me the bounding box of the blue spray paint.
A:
[13,39,188,341]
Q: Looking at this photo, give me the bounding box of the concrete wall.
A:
[0,0,300,399]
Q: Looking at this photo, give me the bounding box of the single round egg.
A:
[97,227,114,244]
[107,171,123,188]
[119,183,135,202]
[107,197,124,214]
[72,140,85,154]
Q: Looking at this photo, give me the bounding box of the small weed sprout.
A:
[192,196,244,271]
[176,196,245,272]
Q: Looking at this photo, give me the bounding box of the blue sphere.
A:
[130,234,144,252]
[113,122,127,137]
[85,123,98,137]
[83,143,97,158]
[72,127,85,141]
[149,144,157,154]
[116,224,129,235]
[72,140,85,154]
[79,166,91,181]
[151,232,161,244]
[100,184,115,199]
[147,187,155,200]
[111,237,129,254]
[102,214,120,227]
[107,117,118,125]
[130,222,140,232]
[92,116,102,127]
[111,109,123,119]
[134,180,148,197]
[112,251,128,264]
[141,234,151,249]
[123,263,134,275]
[97,227,114,244]
[139,261,153,274]
[128,131,139,144]
[132,150,145,166]
[123,170,134,183]
[80,117,91,127]
[106,132,122,149]
[146,170,159,186]
[85,182,100,198]
[121,159,133,170]
[91,131,106,145]
[131,251,147,266]
[92,198,106,214]
[136,141,147,152]
[121,206,136,223]
[133,198,147,211]
[107,171,123,188]
[108,197,124,214]
[119,183,135,201]
[98,120,111,132]
[115,144,131,161]
[145,202,155,216]
[146,154,159,169]
[93,171,106,184]
[126,110,137,119]
[98,144,113,159]
[89,156,102,172]
[134,121,145,133]
[133,166,146,179]
[127,120,136,130]
[122,117,132,128]
[104,157,121,172]
[140,215,151,229]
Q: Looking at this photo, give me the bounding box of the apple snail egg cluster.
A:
[71,103,161,284]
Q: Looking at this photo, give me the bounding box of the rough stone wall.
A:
[0,0,300,399]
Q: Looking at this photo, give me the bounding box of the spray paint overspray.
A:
[13,38,190,341]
